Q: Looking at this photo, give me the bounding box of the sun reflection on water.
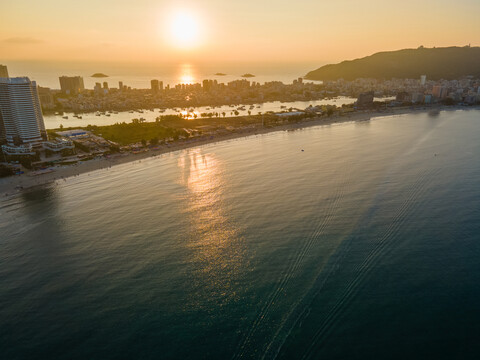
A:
[178,64,196,84]
[178,149,246,304]
[180,110,200,120]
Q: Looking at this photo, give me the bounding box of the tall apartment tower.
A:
[0,77,46,146]
[151,79,160,93]
[59,76,85,95]
[0,65,9,78]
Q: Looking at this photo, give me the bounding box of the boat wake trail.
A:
[262,164,439,360]
[232,162,355,360]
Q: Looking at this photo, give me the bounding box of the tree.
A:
[442,98,456,106]
[0,164,14,178]
[59,124,64,129]
[141,139,147,147]
[109,145,120,153]
[150,137,159,145]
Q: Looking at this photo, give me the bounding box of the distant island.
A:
[241,73,255,78]
[305,46,480,81]
[91,73,109,78]
[215,73,227,76]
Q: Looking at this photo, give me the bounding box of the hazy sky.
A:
[1,0,479,65]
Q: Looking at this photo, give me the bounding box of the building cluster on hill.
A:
[328,76,480,108]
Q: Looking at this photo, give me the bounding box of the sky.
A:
[1,0,480,65]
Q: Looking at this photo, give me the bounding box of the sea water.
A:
[1,110,479,359]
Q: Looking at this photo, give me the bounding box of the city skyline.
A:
[1,0,479,64]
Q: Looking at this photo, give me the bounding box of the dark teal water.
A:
[1,110,480,359]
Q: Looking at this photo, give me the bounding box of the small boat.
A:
[62,116,68,119]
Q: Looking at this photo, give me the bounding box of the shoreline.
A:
[0,105,477,196]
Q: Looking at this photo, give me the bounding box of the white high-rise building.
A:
[420,75,426,86]
[0,77,46,147]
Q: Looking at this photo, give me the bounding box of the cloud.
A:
[3,37,44,44]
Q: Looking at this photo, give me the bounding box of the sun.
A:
[169,11,201,49]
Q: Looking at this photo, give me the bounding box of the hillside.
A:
[305,46,480,81]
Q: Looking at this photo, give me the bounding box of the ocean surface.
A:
[1,110,480,359]
[5,61,323,90]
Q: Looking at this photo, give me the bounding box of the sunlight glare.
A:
[169,11,201,49]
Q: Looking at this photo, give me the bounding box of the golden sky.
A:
[1,0,479,64]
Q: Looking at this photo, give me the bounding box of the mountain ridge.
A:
[305,46,480,81]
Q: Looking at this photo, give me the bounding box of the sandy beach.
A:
[0,105,475,196]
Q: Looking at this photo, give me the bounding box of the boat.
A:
[62,116,68,119]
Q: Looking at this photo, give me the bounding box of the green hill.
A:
[305,46,480,81]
